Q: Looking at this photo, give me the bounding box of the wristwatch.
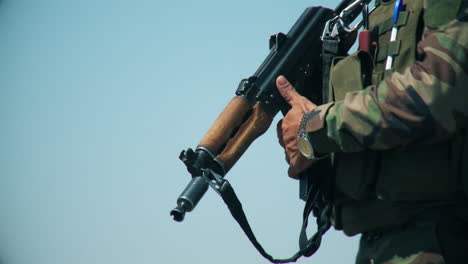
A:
[297,110,320,159]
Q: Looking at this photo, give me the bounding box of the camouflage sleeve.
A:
[305,3,468,153]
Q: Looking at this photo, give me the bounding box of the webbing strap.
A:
[207,169,331,263]
[373,11,409,35]
[384,69,394,78]
[377,40,401,61]
[322,39,340,104]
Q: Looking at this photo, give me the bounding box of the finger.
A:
[285,151,290,164]
[288,166,300,179]
[288,154,315,179]
[276,75,302,106]
[287,152,301,179]
[276,119,285,148]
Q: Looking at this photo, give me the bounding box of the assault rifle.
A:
[171,0,371,262]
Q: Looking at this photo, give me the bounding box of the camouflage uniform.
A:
[307,2,468,155]
[302,0,468,263]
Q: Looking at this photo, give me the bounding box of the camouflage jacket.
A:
[305,0,468,153]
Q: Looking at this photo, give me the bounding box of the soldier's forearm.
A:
[305,19,468,153]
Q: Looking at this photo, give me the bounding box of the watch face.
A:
[297,136,313,159]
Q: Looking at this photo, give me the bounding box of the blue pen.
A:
[385,0,404,70]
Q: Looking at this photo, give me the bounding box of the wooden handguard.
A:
[198,97,252,155]
[216,104,274,173]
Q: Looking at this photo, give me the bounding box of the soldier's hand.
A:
[276,75,317,179]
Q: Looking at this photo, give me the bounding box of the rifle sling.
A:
[211,171,332,263]
[321,39,341,104]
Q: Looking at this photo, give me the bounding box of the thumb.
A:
[276,75,301,106]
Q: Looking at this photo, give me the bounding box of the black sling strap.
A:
[203,169,332,264]
[321,39,341,104]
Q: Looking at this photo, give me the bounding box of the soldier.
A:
[276,0,468,263]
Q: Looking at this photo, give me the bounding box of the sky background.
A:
[0,0,361,263]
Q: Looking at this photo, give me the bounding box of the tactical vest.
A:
[327,0,468,235]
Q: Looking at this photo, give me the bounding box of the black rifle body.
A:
[172,6,336,221]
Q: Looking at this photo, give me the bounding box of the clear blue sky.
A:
[0,0,360,263]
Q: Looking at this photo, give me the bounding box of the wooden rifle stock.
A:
[198,97,251,155]
[199,97,273,173]
[216,103,273,173]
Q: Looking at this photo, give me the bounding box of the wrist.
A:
[297,110,328,160]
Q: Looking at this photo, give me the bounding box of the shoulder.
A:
[424,0,467,28]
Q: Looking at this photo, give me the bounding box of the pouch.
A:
[329,50,378,200]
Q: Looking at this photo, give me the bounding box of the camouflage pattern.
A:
[299,0,468,262]
[305,0,468,153]
[354,208,468,264]
[355,216,445,264]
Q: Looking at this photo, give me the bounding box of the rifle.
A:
[171,0,370,262]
